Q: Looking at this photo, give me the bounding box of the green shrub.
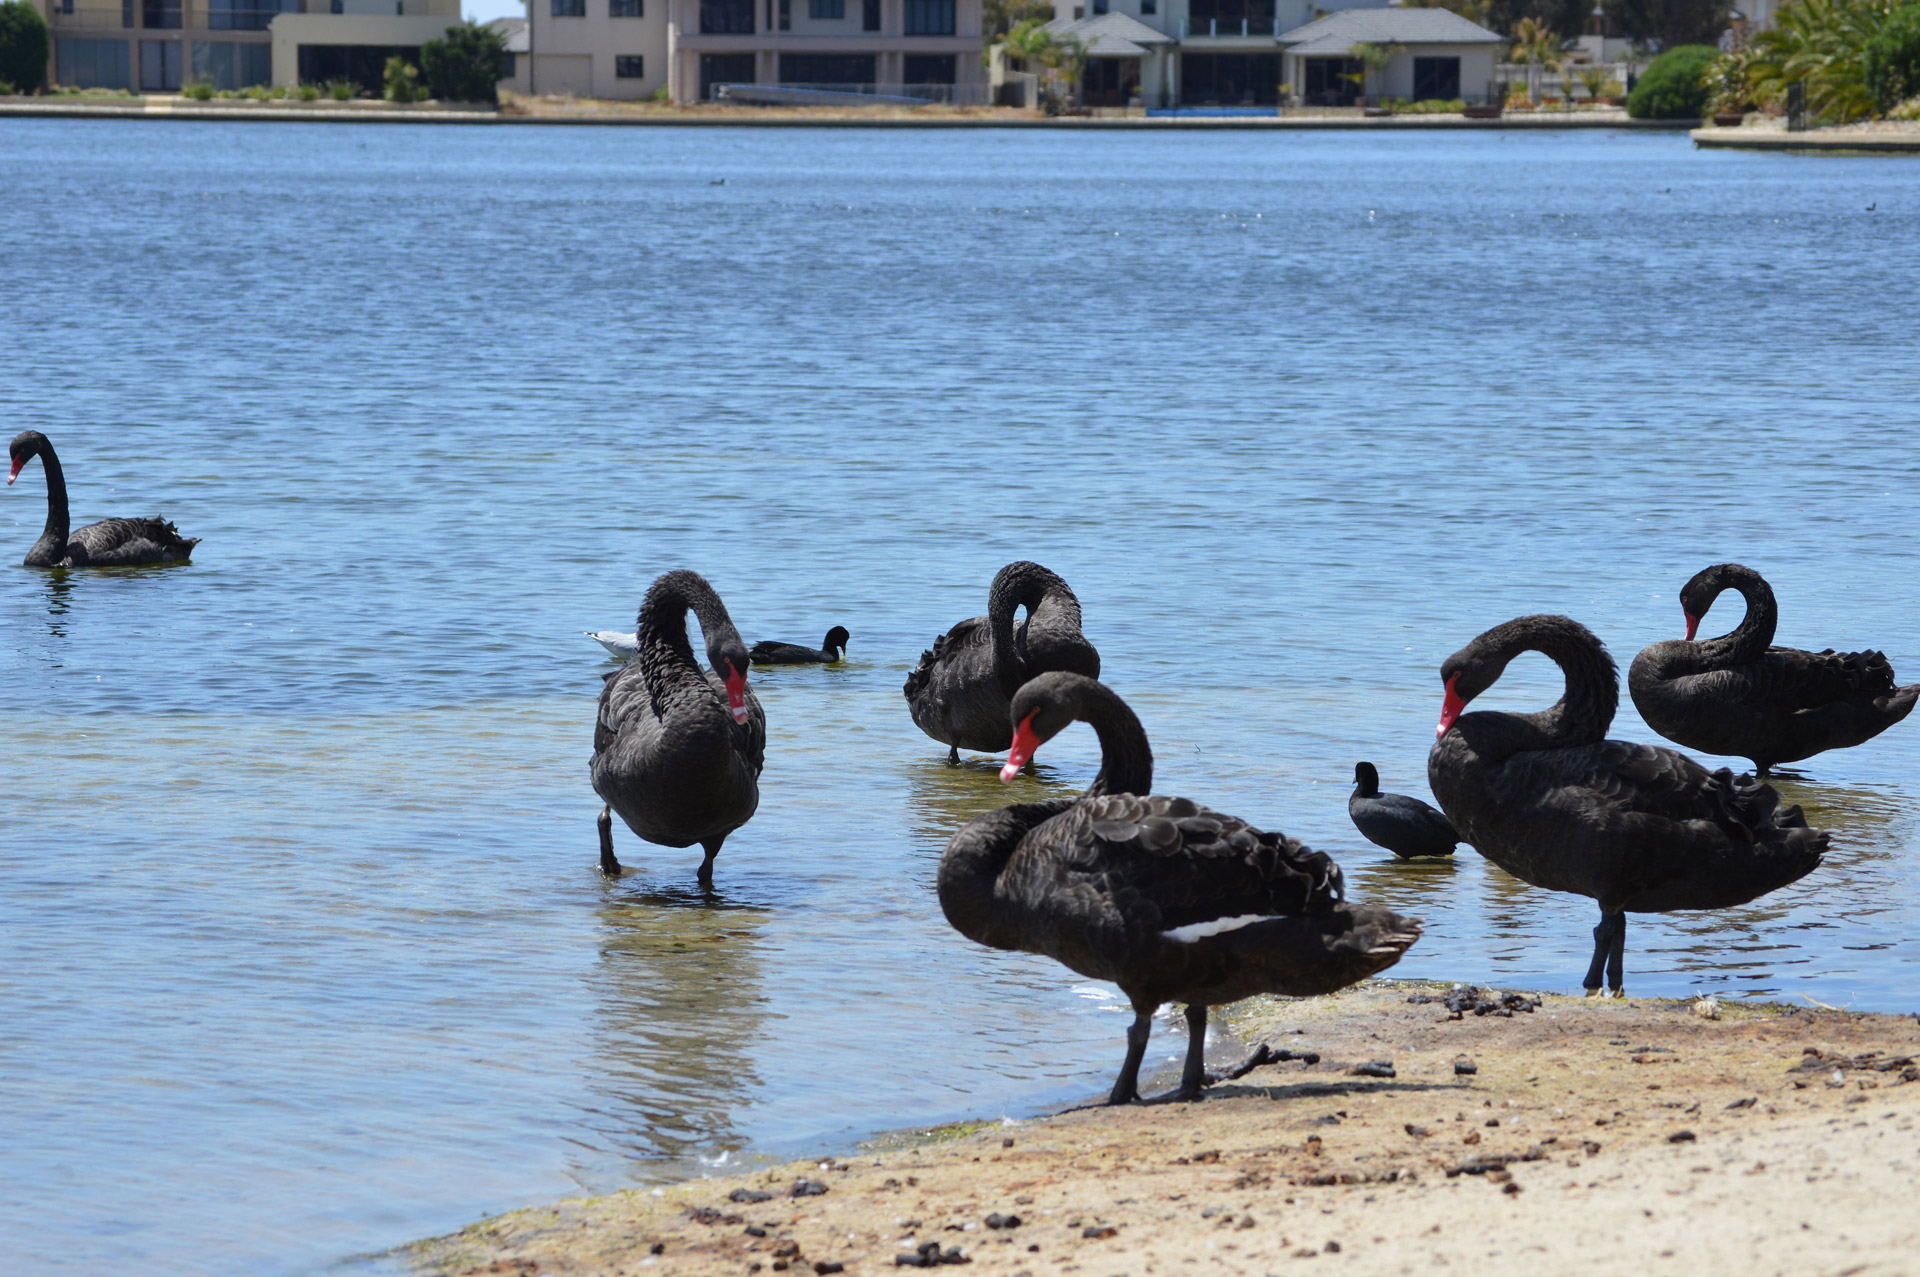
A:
[245,83,271,100]
[383,54,427,103]
[419,21,505,104]
[0,0,49,94]
[1893,92,1920,117]
[0,78,15,96]
[294,82,319,100]
[1864,2,1920,113]
[182,78,214,100]
[326,78,355,100]
[1626,43,1718,118]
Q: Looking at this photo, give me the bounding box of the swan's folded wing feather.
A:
[904,615,989,699]
[1516,739,1802,847]
[1755,645,1898,709]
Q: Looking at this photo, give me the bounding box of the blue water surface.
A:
[2,120,1916,1273]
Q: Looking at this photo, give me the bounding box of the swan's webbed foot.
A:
[1106,1010,1153,1105]
[946,744,960,767]
[697,836,724,886]
[598,806,623,877]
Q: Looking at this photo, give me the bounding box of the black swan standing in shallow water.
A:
[1629,563,1918,775]
[8,431,199,567]
[1348,762,1459,859]
[905,561,1100,765]
[750,626,850,665]
[1428,615,1827,997]
[590,570,766,882]
[938,672,1420,1104]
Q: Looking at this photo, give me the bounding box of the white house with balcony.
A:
[1041,0,1500,108]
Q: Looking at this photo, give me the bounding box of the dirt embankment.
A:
[412,984,1920,1277]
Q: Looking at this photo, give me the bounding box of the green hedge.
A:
[0,0,49,94]
[1626,44,1718,119]
[1865,3,1920,114]
[420,21,507,105]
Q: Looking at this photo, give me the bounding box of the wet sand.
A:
[411,983,1920,1275]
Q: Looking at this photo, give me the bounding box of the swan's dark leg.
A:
[1176,1004,1210,1101]
[697,835,725,885]
[1605,912,1626,997]
[598,805,622,877]
[1107,1010,1153,1106]
[946,743,960,767]
[1582,911,1610,995]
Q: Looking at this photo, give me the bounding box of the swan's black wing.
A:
[1755,645,1900,710]
[903,615,986,701]
[67,516,198,565]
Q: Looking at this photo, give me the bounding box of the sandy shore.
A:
[410,982,1920,1276]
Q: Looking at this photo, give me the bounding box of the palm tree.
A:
[1510,17,1564,105]
[1747,0,1898,122]
[1349,40,1405,105]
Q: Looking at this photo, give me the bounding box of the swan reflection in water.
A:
[582,885,774,1167]
[901,757,1076,865]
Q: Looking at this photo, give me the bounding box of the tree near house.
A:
[1349,40,1406,103]
[0,0,50,94]
[984,0,1055,46]
[1509,16,1564,101]
[1003,19,1087,108]
[421,20,509,104]
[1746,0,1898,122]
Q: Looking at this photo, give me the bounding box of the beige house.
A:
[1278,8,1501,106]
[37,0,462,94]
[525,0,665,98]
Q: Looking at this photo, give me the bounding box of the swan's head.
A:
[708,639,752,724]
[824,625,851,659]
[7,431,44,486]
[999,671,1095,782]
[1678,563,1753,641]
[1436,648,1502,739]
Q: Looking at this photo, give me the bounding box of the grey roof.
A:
[1277,8,1502,53]
[1045,11,1176,57]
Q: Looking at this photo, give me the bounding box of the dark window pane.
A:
[1412,56,1459,100]
[902,0,952,34]
[57,38,132,88]
[1179,51,1283,105]
[141,0,181,29]
[862,0,878,29]
[1186,0,1273,22]
[551,0,584,14]
[610,0,643,13]
[902,53,954,84]
[778,53,875,84]
[615,54,644,77]
[808,0,843,16]
[699,0,754,32]
[700,51,755,97]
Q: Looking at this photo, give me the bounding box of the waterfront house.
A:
[522,0,984,103]
[38,0,465,94]
[1031,0,1500,109]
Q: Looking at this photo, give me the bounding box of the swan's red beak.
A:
[6,455,22,485]
[1684,611,1698,642]
[1436,675,1466,740]
[1001,712,1041,783]
[724,668,749,725]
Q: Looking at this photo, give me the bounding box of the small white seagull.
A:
[585,630,637,659]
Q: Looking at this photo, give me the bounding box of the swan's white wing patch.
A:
[1163,914,1281,943]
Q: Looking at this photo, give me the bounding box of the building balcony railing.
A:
[48,5,134,31]
[1179,17,1282,38]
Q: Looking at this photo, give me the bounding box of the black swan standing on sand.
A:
[1429,615,1827,997]
[750,626,850,665]
[938,672,1421,1104]
[8,431,199,567]
[905,561,1101,765]
[1628,563,1918,775]
[590,570,766,882]
[1348,762,1459,859]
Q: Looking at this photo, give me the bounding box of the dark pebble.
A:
[648,1242,664,1255]
[1454,1061,1478,1076]
[985,1212,1023,1229]
[1727,1097,1757,1110]
[1324,1240,1342,1253]
[1082,1225,1119,1239]
[1669,1130,1697,1143]
[791,1179,830,1198]
[746,1226,768,1238]
[1404,1124,1430,1138]
[813,1264,845,1275]
[1350,1060,1396,1079]
[732,1189,775,1203]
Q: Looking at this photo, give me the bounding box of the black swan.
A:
[1628,563,1918,774]
[750,626,850,665]
[905,561,1100,765]
[1429,614,1827,997]
[590,569,766,882]
[8,431,199,567]
[1348,762,1459,859]
[939,672,1420,1104]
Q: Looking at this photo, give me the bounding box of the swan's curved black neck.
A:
[14,433,70,562]
[636,569,745,703]
[1019,673,1152,798]
[1685,563,1777,662]
[1454,614,1617,750]
[988,561,1076,698]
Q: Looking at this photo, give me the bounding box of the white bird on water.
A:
[585,630,637,659]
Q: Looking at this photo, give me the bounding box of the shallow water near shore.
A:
[2,120,1917,1274]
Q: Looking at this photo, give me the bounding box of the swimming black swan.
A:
[939,672,1420,1104]
[590,569,766,882]
[8,431,199,567]
[750,626,850,665]
[1429,614,1827,997]
[1348,762,1459,859]
[905,561,1100,765]
[1628,563,1918,775]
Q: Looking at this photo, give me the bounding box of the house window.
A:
[139,38,181,88]
[122,0,132,27]
[902,53,953,83]
[501,50,515,76]
[809,0,844,16]
[1412,55,1460,100]
[610,0,642,13]
[56,37,132,88]
[902,0,951,34]
[699,0,754,32]
[1141,0,1154,10]
[862,0,878,30]
[1092,0,1106,12]
[1187,0,1274,19]
[615,55,644,76]
[700,50,755,97]
[207,0,296,32]
[779,52,875,83]
[191,39,271,86]
[141,0,181,29]
[780,0,790,26]
[551,0,584,14]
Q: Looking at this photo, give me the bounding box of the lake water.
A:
[3,120,1917,1274]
